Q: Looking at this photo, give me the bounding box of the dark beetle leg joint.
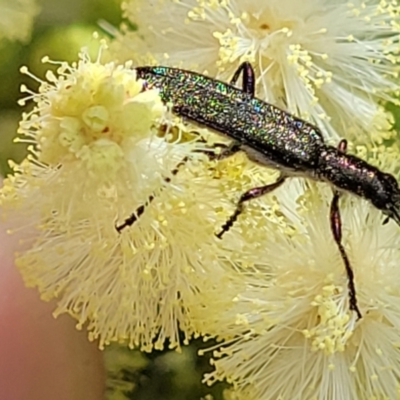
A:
[216,175,286,238]
[229,62,256,96]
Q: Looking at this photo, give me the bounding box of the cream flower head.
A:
[199,148,400,399]
[112,0,400,143]
[1,45,242,351]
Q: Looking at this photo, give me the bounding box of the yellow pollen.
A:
[304,284,354,355]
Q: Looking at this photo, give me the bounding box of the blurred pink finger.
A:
[0,213,106,400]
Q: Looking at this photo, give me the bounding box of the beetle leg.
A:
[115,157,188,233]
[230,62,256,96]
[337,138,347,153]
[329,139,362,319]
[216,175,286,239]
[200,141,241,161]
[330,189,362,319]
[115,140,242,233]
[115,196,154,233]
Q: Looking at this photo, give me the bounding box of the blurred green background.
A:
[0,0,123,176]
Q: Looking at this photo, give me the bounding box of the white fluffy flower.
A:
[199,150,400,399]
[0,46,242,351]
[112,0,400,143]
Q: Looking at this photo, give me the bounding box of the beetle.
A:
[117,62,400,319]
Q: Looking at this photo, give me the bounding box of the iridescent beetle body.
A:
[137,66,323,175]
[135,65,400,223]
[117,63,400,319]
